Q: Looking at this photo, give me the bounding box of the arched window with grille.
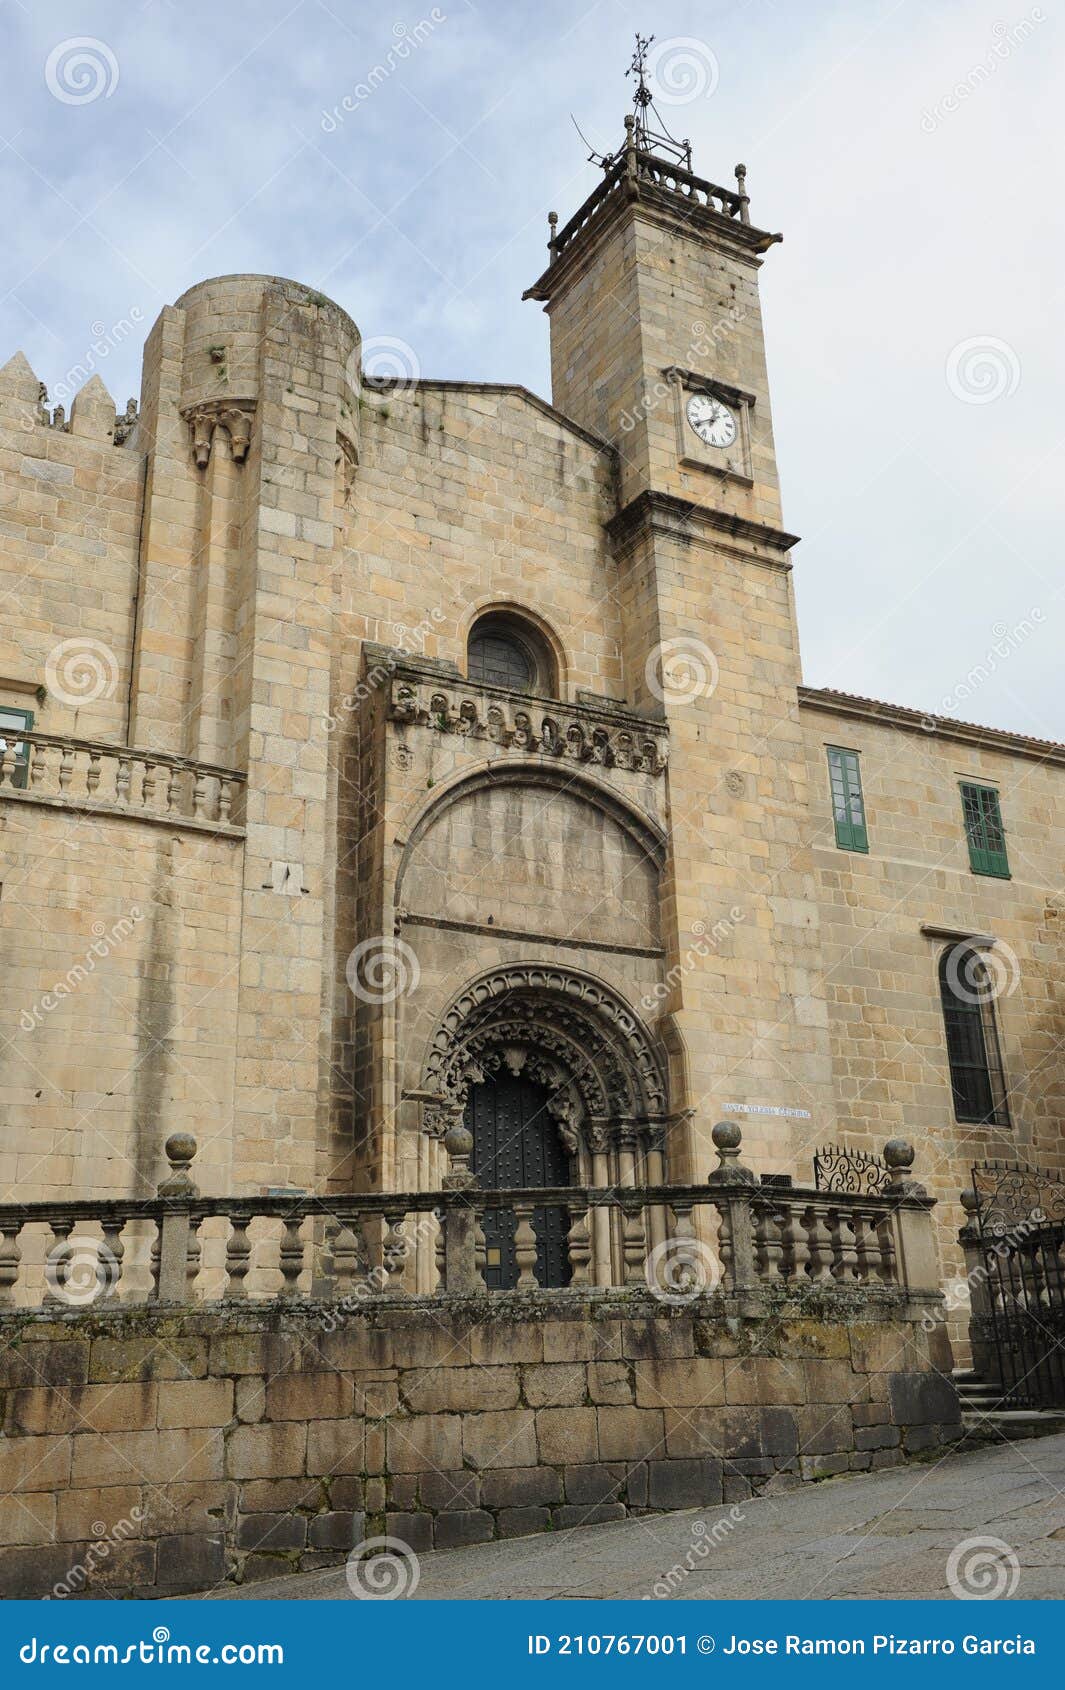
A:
[466,612,557,697]
[938,946,1011,1126]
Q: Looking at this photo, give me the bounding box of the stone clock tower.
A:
[525,113,838,1180]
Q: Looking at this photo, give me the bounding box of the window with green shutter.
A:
[960,782,1010,878]
[827,746,868,852]
[0,705,33,790]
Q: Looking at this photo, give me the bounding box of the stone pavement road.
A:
[201,1432,1065,1601]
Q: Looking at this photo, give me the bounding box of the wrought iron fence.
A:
[813,1143,889,1196]
[961,1160,1065,1409]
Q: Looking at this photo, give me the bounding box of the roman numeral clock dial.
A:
[685,391,737,449]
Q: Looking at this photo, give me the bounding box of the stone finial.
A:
[70,373,116,442]
[959,1187,979,1223]
[735,163,751,225]
[707,1118,757,1187]
[158,1131,199,1198]
[442,1122,477,1192]
[883,1136,926,1198]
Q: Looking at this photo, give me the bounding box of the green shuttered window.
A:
[0,705,33,790]
[827,746,868,852]
[960,782,1010,878]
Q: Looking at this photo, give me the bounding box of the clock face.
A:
[686,391,737,449]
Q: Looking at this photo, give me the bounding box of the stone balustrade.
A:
[0,729,245,832]
[541,149,749,275]
[0,1126,943,1312]
[388,668,669,776]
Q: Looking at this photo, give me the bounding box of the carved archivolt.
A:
[422,966,668,1160]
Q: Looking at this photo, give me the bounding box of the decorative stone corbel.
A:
[181,398,256,468]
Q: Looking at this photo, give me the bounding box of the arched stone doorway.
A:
[420,966,671,1287]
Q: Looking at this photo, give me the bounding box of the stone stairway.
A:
[954,1368,1065,1442]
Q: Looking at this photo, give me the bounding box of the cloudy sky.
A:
[1,0,1061,737]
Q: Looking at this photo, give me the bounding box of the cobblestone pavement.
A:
[203,1432,1065,1601]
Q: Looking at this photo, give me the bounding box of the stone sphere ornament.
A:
[883,1138,915,1173]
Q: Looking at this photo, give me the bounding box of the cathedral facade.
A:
[1,115,1061,1293]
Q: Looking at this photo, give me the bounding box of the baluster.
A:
[566,1200,592,1287]
[331,1214,367,1297]
[512,1203,539,1289]
[218,777,233,825]
[0,741,9,788]
[99,1213,125,1301]
[663,1198,701,1295]
[827,1206,859,1283]
[762,1201,786,1280]
[475,1213,487,1286]
[115,754,132,806]
[853,1208,881,1283]
[192,768,207,819]
[876,1213,897,1285]
[620,1195,647,1285]
[0,1221,22,1306]
[44,1218,75,1304]
[225,1215,252,1298]
[166,763,181,813]
[29,741,47,792]
[149,1224,161,1299]
[141,760,157,811]
[58,743,74,793]
[185,1215,202,1300]
[278,1215,304,1299]
[805,1204,834,1282]
[86,750,102,796]
[381,1212,408,1293]
[434,1216,446,1291]
[763,1202,787,1280]
[715,1199,734,1286]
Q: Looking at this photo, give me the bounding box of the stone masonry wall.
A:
[0,1291,960,1598]
[800,698,1065,1300]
